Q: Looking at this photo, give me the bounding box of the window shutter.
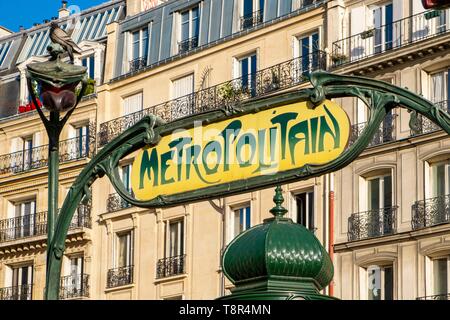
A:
[33,132,41,148]
[123,93,143,115]
[172,74,194,99]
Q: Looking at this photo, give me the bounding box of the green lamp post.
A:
[26,41,87,300]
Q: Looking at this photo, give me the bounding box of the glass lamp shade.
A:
[422,0,450,9]
[40,82,79,112]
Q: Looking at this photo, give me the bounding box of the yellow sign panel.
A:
[131,100,350,201]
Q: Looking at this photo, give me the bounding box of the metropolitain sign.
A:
[131,100,350,201]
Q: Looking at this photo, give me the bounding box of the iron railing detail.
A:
[98,52,327,146]
[59,274,90,300]
[348,207,398,241]
[107,193,132,212]
[0,202,91,242]
[241,10,263,29]
[0,130,96,175]
[410,100,450,135]
[417,293,450,300]
[178,36,199,54]
[156,255,186,279]
[332,9,450,67]
[129,57,147,73]
[412,194,450,230]
[106,266,133,288]
[0,284,33,300]
[348,117,396,148]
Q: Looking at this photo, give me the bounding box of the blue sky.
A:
[0,0,110,32]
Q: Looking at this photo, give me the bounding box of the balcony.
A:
[0,134,95,176]
[129,57,147,73]
[98,52,327,146]
[178,36,199,54]
[348,207,398,241]
[0,284,33,300]
[107,193,132,213]
[156,255,186,279]
[417,293,450,300]
[412,194,450,230]
[106,266,133,288]
[348,118,396,148]
[410,100,450,136]
[59,274,90,300]
[241,10,263,30]
[0,203,91,243]
[332,9,450,68]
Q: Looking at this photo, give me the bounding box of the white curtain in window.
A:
[172,74,194,99]
[431,72,445,103]
[123,93,143,115]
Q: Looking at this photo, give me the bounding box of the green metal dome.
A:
[219,186,336,300]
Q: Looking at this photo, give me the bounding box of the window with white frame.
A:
[165,219,185,258]
[9,265,33,300]
[171,74,195,119]
[292,190,315,231]
[121,163,133,193]
[74,123,90,158]
[430,70,449,107]
[432,256,449,297]
[430,161,450,198]
[13,198,37,238]
[236,53,257,96]
[116,231,134,268]
[241,0,264,29]
[130,27,149,71]
[295,32,320,77]
[372,2,393,54]
[366,264,394,300]
[230,205,251,241]
[63,255,85,294]
[178,6,200,53]
[367,175,392,211]
[123,92,143,117]
[81,55,95,80]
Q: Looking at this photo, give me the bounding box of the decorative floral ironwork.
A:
[348,207,398,241]
[106,266,133,288]
[412,194,450,230]
[410,100,450,135]
[59,274,90,300]
[98,53,327,146]
[332,9,450,68]
[0,284,33,300]
[348,117,396,148]
[178,36,199,54]
[107,193,132,213]
[0,202,91,242]
[129,57,147,73]
[156,255,186,279]
[417,293,450,300]
[241,10,263,29]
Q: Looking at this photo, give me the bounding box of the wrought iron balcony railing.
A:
[0,284,33,300]
[98,52,327,146]
[59,274,90,300]
[332,9,450,68]
[412,194,450,230]
[178,36,199,54]
[410,100,450,136]
[348,118,396,148]
[107,193,132,213]
[156,254,186,279]
[106,265,133,288]
[241,10,263,30]
[417,293,450,300]
[0,133,96,175]
[0,203,91,242]
[348,206,398,241]
[129,57,147,73]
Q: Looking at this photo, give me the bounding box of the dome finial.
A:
[270,186,288,219]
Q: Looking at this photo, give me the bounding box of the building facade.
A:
[0,0,449,300]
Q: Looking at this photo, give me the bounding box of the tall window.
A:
[11,265,33,300]
[241,0,264,29]
[373,3,393,54]
[121,164,133,193]
[433,257,449,297]
[165,220,185,258]
[131,27,149,70]
[366,174,393,237]
[294,191,314,231]
[430,161,450,198]
[430,70,449,110]
[238,53,257,96]
[179,6,199,53]
[81,55,95,80]
[66,256,84,294]
[22,136,34,171]
[297,32,320,76]
[123,92,143,117]
[75,124,90,158]
[231,205,251,240]
[172,74,194,119]
[367,265,394,300]
[117,231,133,268]
[14,199,37,238]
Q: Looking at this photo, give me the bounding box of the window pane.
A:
[383,175,392,208]
[132,31,140,60]
[433,259,448,295]
[384,266,394,300]
[308,192,314,230]
[142,28,149,59]
[243,0,253,15]
[89,56,95,79]
[432,164,446,197]
[368,178,380,210]
[234,210,240,237]
[245,207,251,230]
[118,234,129,267]
[192,7,200,38]
[368,266,381,300]
[181,11,190,41]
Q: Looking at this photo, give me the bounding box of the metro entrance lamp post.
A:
[26,39,87,300]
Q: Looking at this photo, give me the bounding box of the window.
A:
[294,190,314,231]
[372,3,393,54]
[81,55,95,80]
[430,70,449,110]
[0,41,11,67]
[433,257,449,297]
[241,0,264,29]
[123,92,143,117]
[231,206,251,240]
[367,265,394,300]
[430,161,450,198]
[22,136,34,171]
[121,164,133,193]
[117,231,133,268]
[172,74,194,119]
[11,265,33,300]
[296,32,320,77]
[14,199,37,238]
[130,27,149,71]
[63,256,85,295]
[165,220,185,258]
[238,53,257,96]
[75,124,90,158]
[179,6,199,53]
[366,174,394,237]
